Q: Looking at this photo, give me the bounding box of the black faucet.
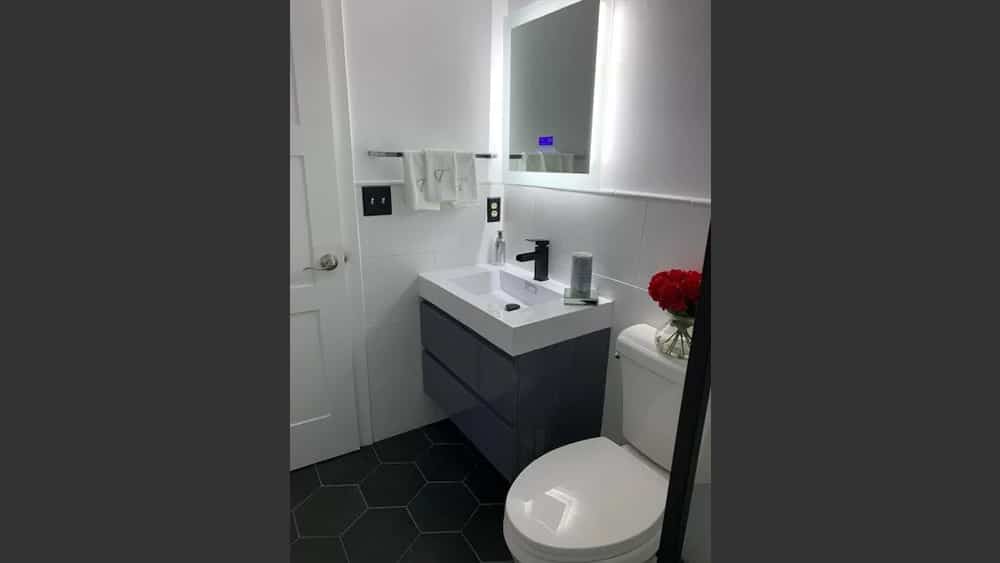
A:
[515,238,550,281]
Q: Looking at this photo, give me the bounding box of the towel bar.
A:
[367,150,524,159]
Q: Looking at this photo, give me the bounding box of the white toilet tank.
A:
[617,324,689,471]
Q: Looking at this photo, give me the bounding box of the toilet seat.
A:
[504,437,669,562]
[504,516,661,563]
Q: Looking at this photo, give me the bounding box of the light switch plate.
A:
[487,197,501,223]
[362,185,392,216]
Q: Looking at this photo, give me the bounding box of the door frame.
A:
[309,0,373,446]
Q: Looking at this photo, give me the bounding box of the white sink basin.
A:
[419,264,614,356]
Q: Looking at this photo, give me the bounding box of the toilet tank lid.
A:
[616,324,687,384]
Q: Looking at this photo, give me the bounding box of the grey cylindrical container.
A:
[570,252,593,296]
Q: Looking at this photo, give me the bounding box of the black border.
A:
[658,229,711,562]
[2,2,290,560]
[8,1,1000,560]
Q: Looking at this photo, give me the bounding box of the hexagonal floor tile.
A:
[464,505,512,562]
[408,482,478,532]
[342,508,419,563]
[294,486,366,537]
[464,459,510,503]
[290,537,348,563]
[373,428,430,462]
[290,466,320,509]
[424,419,467,444]
[316,446,378,485]
[401,533,479,563]
[360,463,424,507]
[416,444,477,481]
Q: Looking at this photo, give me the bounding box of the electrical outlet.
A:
[362,185,392,216]
[487,197,501,223]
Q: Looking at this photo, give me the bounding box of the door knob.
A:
[304,253,339,272]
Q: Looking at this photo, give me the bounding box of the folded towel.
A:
[446,152,479,207]
[542,152,564,172]
[561,153,575,173]
[401,150,440,211]
[424,149,457,203]
[524,151,545,172]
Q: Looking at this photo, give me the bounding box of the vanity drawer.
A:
[422,351,516,480]
[420,301,480,390]
[478,342,517,425]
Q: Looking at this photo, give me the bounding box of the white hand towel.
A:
[561,153,575,173]
[525,151,545,172]
[424,149,457,203]
[542,152,563,172]
[446,152,479,207]
[402,150,440,211]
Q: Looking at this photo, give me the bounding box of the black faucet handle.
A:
[526,238,550,247]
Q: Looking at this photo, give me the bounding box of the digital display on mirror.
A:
[538,136,554,146]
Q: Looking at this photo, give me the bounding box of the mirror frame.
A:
[502,0,614,191]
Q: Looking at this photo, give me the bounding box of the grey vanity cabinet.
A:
[420,300,609,481]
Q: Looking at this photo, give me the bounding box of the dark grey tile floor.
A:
[290,419,513,563]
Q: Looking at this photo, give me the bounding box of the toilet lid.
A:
[504,437,669,562]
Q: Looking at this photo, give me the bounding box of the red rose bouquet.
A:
[648,269,702,318]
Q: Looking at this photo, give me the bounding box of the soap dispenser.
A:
[492,230,506,265]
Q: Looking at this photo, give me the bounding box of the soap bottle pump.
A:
[492,230,506,265]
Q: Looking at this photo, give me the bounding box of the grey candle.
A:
[570,252,593,296]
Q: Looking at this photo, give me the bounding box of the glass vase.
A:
[655,313,695,359]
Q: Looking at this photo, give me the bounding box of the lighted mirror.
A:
[503,0,611,190]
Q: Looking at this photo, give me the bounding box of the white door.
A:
[290,0,360,470]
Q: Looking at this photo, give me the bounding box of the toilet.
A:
[503,324,689,563]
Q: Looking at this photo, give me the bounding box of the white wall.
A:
[602,0,710,199]
[341,0,497,441]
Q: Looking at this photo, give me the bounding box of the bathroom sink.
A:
[419,264,613,356]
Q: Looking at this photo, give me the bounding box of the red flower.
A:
[648,268,700,315]
[681,274,701,302]
[648,271,670,302]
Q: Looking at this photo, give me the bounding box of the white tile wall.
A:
[501,184,710,441]
[532,190,647,286]
[343,0,491,183]
[361,251,437,332]
[365,311,443,440]
[601,0,711,199]
[357,193,439,259]
[637,198,712,283]
[499,180,538,247]
[343,0,495,441]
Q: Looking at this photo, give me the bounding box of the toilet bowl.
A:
[503,324,693,563]
[503,437,668,563]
